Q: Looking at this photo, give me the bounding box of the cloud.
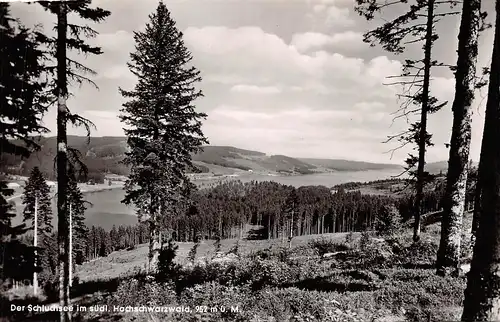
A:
[290,31,364,52]
[203,105,397,161]
[184,26,400,95]
[230,84,282,94]
[95,30,134,52]
[325,6,355,27]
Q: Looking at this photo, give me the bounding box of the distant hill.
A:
[1,136,406,179]
[299,158,402,172]
[425,160,478,175]
[192,146,318,174]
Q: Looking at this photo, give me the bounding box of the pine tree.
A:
[0,3,47,289]
[355,0,460,242]
[34,2,110,318]
[436,0,482,277]
[0,3,50,158]
[0,179,38,286]
[67,171,88,266]
[120,1,208,271]
[461,0,500,319]
[375,203,402,236]
[22,166,54,291]
[282,187,298,248]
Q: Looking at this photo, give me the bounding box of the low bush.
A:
[309,238,351,257]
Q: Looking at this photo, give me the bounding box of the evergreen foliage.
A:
[68,169,89,265]
[157,238,179,282]
[119,1,207,265]
[0,3,46,287]
[22,166,55,285]
[0,181,37,285]
[34,2,110,316]
[375,204,403,237]
[0,3,50,159]
[355,0,462,242]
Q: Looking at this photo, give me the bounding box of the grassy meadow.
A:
[3,211,473,322]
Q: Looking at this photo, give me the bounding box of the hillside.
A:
[1,136,405,179]
[424,160,478,175]
[299,158,402,172]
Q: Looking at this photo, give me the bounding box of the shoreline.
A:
[78,182,125,194]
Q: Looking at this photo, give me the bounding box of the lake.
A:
[12,169,403,230]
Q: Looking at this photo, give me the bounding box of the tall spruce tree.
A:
[35,2,110,319]
[281,187,298,248]
[22,166,54,289]
[120,1,208,271]
[0,180,37,287]
[67,169,88,266]
[0,3,50,158]
[461,0,500,319]
[355,0,459,242]
[436,0,482,277]
[0,2,48,289]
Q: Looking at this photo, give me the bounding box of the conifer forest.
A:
[2,0,500,321]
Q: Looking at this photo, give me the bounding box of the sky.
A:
[8,0,496,164]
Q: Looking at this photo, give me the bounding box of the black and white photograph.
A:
[0,0,499,320]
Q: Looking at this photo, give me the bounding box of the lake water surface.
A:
[14,169,403,230]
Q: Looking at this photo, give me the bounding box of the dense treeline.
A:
[72,172,476,264]
[84,224,149,260]
[7,166,477,284]
[333,178,408,190]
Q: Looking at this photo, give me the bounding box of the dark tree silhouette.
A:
[35,1,110,319]
[120,1,207,271]
[461,0,500,319]
[22,166,54,289]
[355,0,459,242]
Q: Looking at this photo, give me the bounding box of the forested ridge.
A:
[23,172,472,267]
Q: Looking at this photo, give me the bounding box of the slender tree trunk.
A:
[56,3,71,321]
[267,215,271,240]
[436,0,480,276]
[289,211,293,249]
[69,203,72,287]
[472,131,487,240]
[33,196,38,296]
[414,0,435,243]
[462,1,500,319]
[147,220,155,273]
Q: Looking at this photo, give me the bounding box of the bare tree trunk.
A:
[69,203,72,287]
[462,1,500,319]
[472,133,487,241]
[413,0,435,243]
[436,0,480,277]
[56,3,71,321]
[147,220,155,273]
[33,196,38,296]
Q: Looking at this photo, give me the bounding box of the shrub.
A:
[178,282,251,321]
[108,278,178,321]
[157,238,180,282]
[227,240,240,257]
[375,204,403,236]
[345,231,355,245]
[187,240,200,264]
[249,247,273,260]
[309,238,350,257]
[393,240,438,267]
[359,231,371,251]
[252,287,358,322]
[213,236,221,254]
